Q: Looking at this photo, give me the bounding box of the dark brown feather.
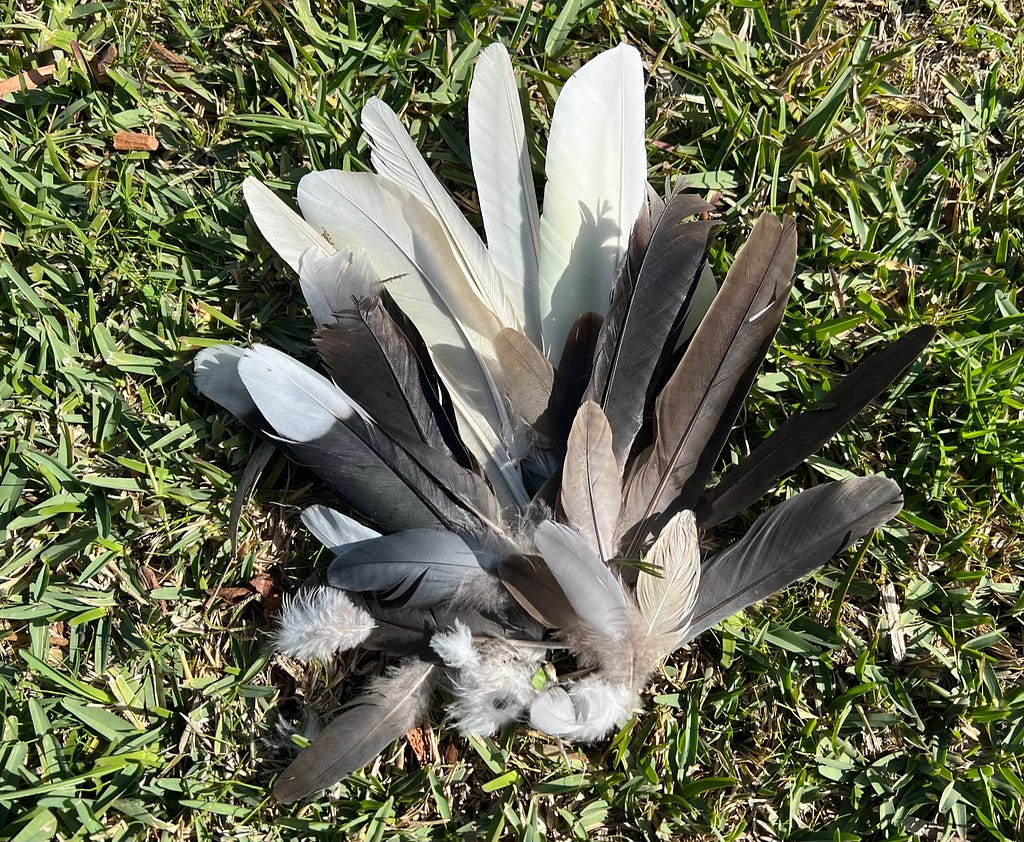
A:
[497,553,574,629]
[697,325,936,528]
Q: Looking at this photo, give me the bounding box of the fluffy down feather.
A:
[274,587,376,661]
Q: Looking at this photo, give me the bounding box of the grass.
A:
[1,0,1023,839]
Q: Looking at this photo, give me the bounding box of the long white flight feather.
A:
[296,170,528,508]
[537,44,647,361]
[361,98,521,332]
[468,43,542,343]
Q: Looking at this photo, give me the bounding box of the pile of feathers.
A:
[194,43,933,802]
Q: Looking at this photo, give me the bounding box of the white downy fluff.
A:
[529,677,636,742]
[431,621,544,735]
[274,587,376,661]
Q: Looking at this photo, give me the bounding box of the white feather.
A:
[193,345,257,421]
[432,622,543,735]
[296,170,528,509]
[301,505,380,552]
[297,247,382,328]
[361,98,521,332]
[242,176,334,274]
[635,510,701,647]
[468,43,542,342]
[537,44,647,360]
[274,587,376,661]
[529,677,635,741]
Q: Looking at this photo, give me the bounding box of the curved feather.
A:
[561,402,620,561]
[469,42,542,341]
[301,505,380,552]
[635,510,701,645]
[242,176,334,274]
[297,170,527,508]
[533,520,628,639]
[362,97,520,331]
[685,475,904,640]
[274,660,435,802]
[328,529,500,608]
[538,43,647,361]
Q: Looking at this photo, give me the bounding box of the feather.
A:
[431,621,542,735]
[274,586,377,661]
[297,247,382,328]
[327,529,501,609]
[587,190,718,462]
[361,97,520,331]
[497,553,574,629]
[242,176,334,274]
[194,345,262,428]
[301,505,380,552]
[273,660,436,802]
[561,402,621,561]
[634,510,701,649]
[685,475,904,640]
[620,213,797,554]
[494,327,556,433]
[237,345,501,535]
[538,44,647,361]
[296,170,527,509]
[529,677,635,742]
[315,297,460,457]
[697,325,936,528]
[468,42,542,341]
[532,520,628,639]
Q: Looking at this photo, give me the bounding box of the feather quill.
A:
[362,98,520,331]
[685,475,904,640]
[697,325,936,527]
[468,42,542,340]
[274,660,436,802]
[538,44,647,360]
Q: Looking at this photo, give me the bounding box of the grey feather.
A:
[684,474,904,640]
[328,529,502,608]
[297,247,382,328]
[274,660,435,802]
[620,213,796,555]
[533,520,628,639]
[301,505,380,552]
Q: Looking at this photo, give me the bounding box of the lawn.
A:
[2,0,1023,839]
